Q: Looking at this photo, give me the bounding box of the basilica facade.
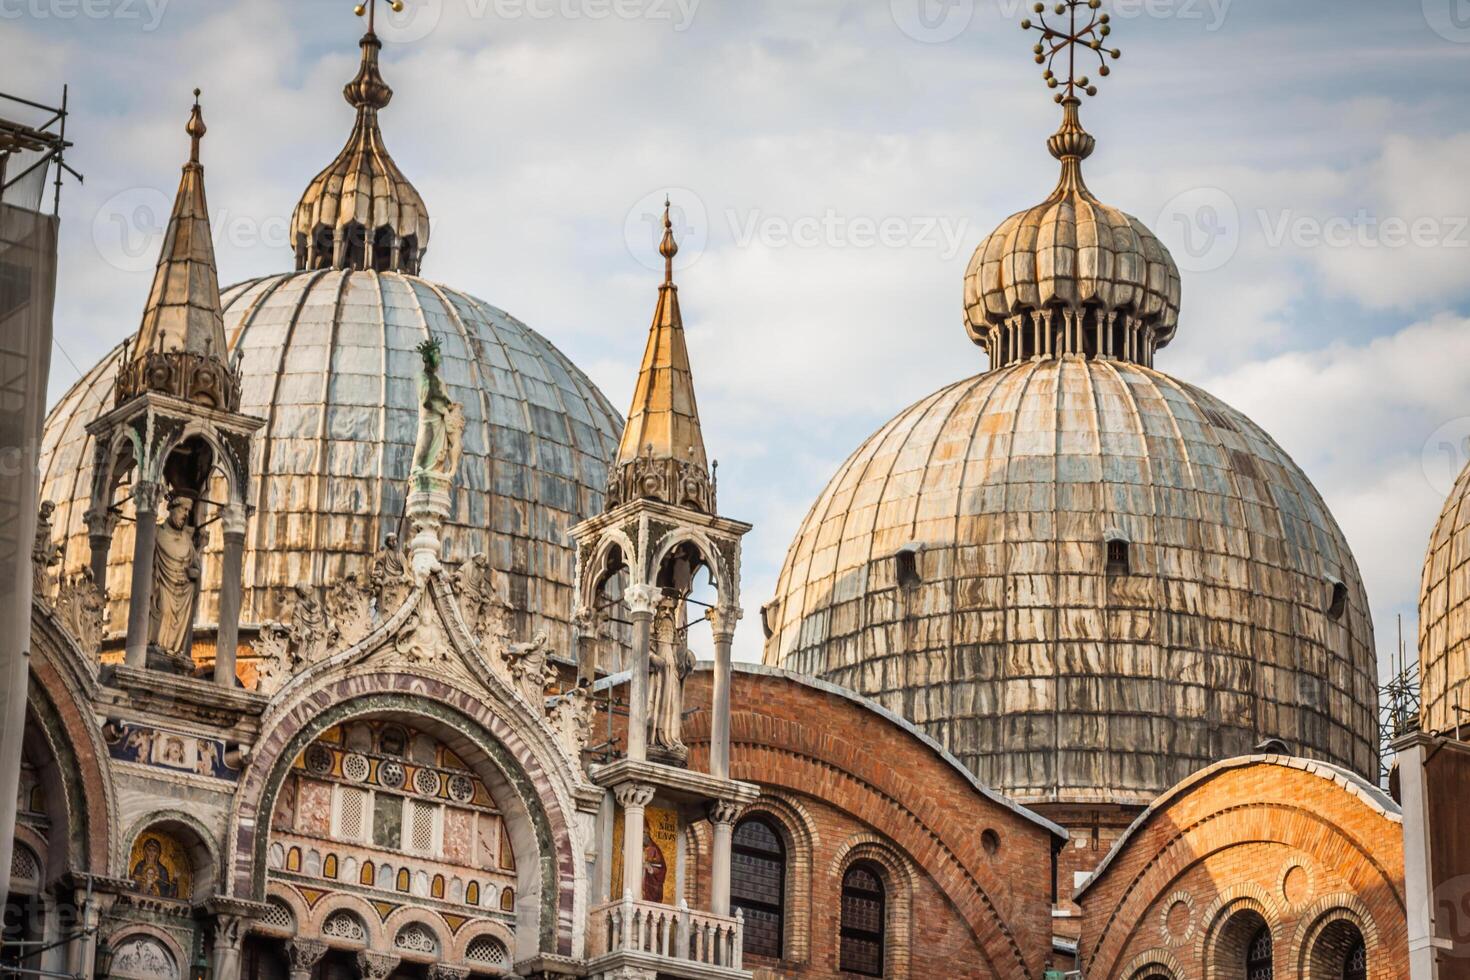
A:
[5,4,1441,980]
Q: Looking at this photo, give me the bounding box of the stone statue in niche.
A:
[455,552,510,647]
[370,533,413,614]
[506,629,556,705]
[647,595,694,763]
[56,568,107,656]
[32,500,61,599]
[326,572,374,647]
[148,496,200,658]
[411,339,466,484]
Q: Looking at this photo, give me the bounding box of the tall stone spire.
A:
[290,4,429,275]
[116,89,238,411]
[608,199,713,514]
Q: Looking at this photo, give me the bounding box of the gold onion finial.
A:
[659,196,679,286]
[185,88,206,165]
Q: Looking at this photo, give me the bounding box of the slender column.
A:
[123,481,163,668]
[707,800,742,917]
[1397,734,1441,980]
[707,606,741,781]
[624,584,658,763]
[574,605,598,687]
[84,508,114,595]
[209,915,247,980]
[66,889,102,979]
[356,950,400,979]
[214,505,248,686]
[615,783,655,904]
[286,939,327,980]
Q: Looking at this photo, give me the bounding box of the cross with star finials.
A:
[1021,0,1124,104]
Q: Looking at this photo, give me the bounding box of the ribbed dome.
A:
[762,358,1377,804]
[963,100,1180,370]
[1418,463,1470,732]
[40,270,623,656]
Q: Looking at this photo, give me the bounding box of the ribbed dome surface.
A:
[763,358,1377,804]
[1418,463,1470,733]
[40,270,622,654]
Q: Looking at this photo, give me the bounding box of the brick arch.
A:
[697,727,1032,979]
[832,835,916,980]
[1083,803,1402,978]
[25,617,116,877]
[740,794,820,964]
[225,674,582,958]
[1196,884,1280,980]
[1291,894,1380,980]
[1118,947,1184,980]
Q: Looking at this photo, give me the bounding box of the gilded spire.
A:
[290,1,429,275]
[607,198,714,514]
[116,89,237,411]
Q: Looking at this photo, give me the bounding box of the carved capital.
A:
[623,584,659,617]
[706,605,743,642]
[427,967,472,980]
[132,480,164,514]
[356,950,400,979]
[211,913,248,950]
[614,782,656,811]
[707,799,743,827]
[287,939,328,971]
[220,504,249,538]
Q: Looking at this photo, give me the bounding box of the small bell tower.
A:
[84,91,263,681]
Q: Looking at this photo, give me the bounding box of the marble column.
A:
[623,584,658,763]
[356,949,400,979]
[209,915,246,980]
[286,938,327,980]
[707,607,740,782]
[122,481,162,668]
[615,783,656,904]
[84,507,114,596]
[707,800,742,917]
[66,888,101,979]
[214,504,248,686]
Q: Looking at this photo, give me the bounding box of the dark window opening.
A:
[896,549,921,589]
[840,863,885,977]
[341,222,367,271]
[1327,581,1348,621]
[311,225,334,270]
[732,818,785,960]
[372,226,395,272]
[1343,937,1367,980]
[1247,925,1273,980]
[1106,538,1130,576]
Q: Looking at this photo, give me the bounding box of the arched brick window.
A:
[840,862,886,977]
[731,818,785,959]
[1343,937,1366,980]
[1247,924,1273,980]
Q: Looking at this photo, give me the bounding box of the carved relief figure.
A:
[32,500,61,598]
[57,568,106,655]
[326,572,374,647]
[506,629,556,704]
[411,339,465,480]
[289,583,334,665]
[370,533,412,614]
[647,596,694,757]
[148,496,200,657]
[454,552,509,645]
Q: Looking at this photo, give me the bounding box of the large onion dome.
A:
[1419,464,1470,733]
[763,97,1377,806]
[37,23,624,661]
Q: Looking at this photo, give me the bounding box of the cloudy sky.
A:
[4,0,1469,671]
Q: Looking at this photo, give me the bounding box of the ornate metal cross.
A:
[1021,0,1123,103]
[353,0,404,33]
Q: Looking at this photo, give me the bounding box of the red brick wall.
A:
[1076,758,1407,980]
[681,668,1062,979]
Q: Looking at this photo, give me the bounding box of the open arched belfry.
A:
[12,3,1420,980]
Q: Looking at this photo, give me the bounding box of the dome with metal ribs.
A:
[39,270,625,661]
[1418,462,1470,733]
[963,99,1180,370]
[762,357,1377,805]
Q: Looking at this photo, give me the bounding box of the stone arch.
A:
[384,908,451,962]
[312,896,378,950]
[831,835,916,980]
[1119,947,1185,980]
[24,632,115,878]
[255,885,305,938]
[584,527,640,593]
[451,920,516,962]
[157,420,247,510]
[227,675,581,959]
[739,794,819,964]
[648,526,731,602]
[1293,894,1379,980]
[1198,884,1279,980]
[121,809,220,899]
[104,924,187,980]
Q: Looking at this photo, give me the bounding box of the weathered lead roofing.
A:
[763,357,1378,805]
[1419,460,1470,732]
[40,270,624,655]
